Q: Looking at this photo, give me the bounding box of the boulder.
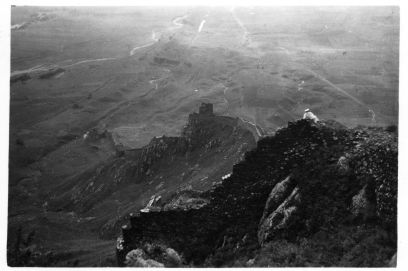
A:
[337,155,350,172]
[164,247,183,267]
[125,248,165,267]
[125,249,147,267]
[350,185,375,221]
[258,186,300,245]
[259,175,296,223]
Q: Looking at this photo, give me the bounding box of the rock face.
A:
[136,136,188,177]
[116,119,397,267]
[259,175,296,224]
[258,175,300,245]
[47,103,256,238]
[140,195,162,213]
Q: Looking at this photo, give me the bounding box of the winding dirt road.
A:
[229,7,378,124]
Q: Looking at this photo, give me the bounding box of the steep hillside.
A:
[7,103,255,266]
[117,119,397,267]
[47,103,255,235]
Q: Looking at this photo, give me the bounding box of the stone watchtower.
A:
[198,103,213,116]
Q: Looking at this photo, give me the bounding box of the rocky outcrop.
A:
[136,135,188,177]
[163,187,209,211]
[198,103,213,116]
[125,249,164,267]
[116,119,397,267]
[182,104,216,148]
[164,247,183,267]
[337,155,350,172]
[258,176,300,245]
[350,185,376,221]
[52,103,255,216]
[259,175,296,223]
[140,195,162,213]
[124,244,183,267]
[135,102,247,176]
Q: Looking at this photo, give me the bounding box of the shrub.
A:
[245,225,395,267]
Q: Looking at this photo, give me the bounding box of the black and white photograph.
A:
[2,0,403,268]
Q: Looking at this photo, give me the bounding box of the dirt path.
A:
[238,117,264,139]
[230,7,252,47]
[230,9,379,124]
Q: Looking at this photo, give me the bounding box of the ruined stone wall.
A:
[199,103,213,116]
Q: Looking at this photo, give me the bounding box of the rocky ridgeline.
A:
[50,103,255,238]
[116,119,397,267]
[135,136,188,177]
[134,103,251,177]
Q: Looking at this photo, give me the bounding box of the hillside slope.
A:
[7,103,255,266]
[117,118,397,267]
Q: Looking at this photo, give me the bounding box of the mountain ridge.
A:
[116,118,397,267]
[8,103,256,267]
